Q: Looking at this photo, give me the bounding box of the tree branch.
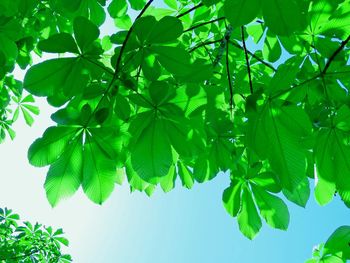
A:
[271,35,350,100]
[183,17,225,33]
[226,39,234,113]
[322,34,350,75]
[177,3,204,18]
[87,0,154,124]
[241,26,253,94]
[189,39,223,53]
[229,40,276,71]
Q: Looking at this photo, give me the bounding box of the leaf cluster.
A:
[0,0,349,242]
[0,208,71,263]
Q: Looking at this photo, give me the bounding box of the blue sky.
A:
[1,2,349,262]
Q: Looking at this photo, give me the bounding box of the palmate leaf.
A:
[324,226,350,259]
[147,16,183,44]
[23,58,86,98]
[177,160,194,189]
[108,0,128,18]
[151,46,192,76]
[45,135,83,207]
[282,176,310,208]
[7,0,350,245]
[262,0,307,35]
[73,16,100,53]
[237,185,262,240]
[23,57,103,105]
[315,128,350,205]
[82,136,117,204]
[52,0,106,26]
[248,103,312,191]
[28,126,80,167]
[222,178,242,217]
[251,184,290,230]
[37,33,79,54]
[224,0,261,28]
[130,117,173,184]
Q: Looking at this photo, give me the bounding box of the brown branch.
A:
[229,40,276,71]
[183,17,225,33]
[322,34,350,75]
[225,40,234,113]
[271,34,350,100]
[177,3,204,18]
[86,0,154,124]
[189,39,223,53]
[114,0,154,74]
[241,26,253,94]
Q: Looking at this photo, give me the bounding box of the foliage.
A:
[0,0,349,240]
[306,226,350,263]
[0,208,71,263]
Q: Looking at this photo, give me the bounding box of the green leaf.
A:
[224,0,261,27]
[45,136,83,207]
[82,136,117,204]
[251,172,281,193]
[248,104,311,191]
[325,226,350,259]
[252,184,290,230]
[37,33,79,54]
[23,57,99,103]
[21,107,34,126]
[151,46,193,76]
[23,58,79,97]
[130,118,173,183]
[0,35,17,67]
[160,165,176,193]
[28,127,79,167]
[262,0,307,35]
[314,176,336,206]
[282,177,310,208]
[267,56,303,94]
[222,178,242,217]
[237,186,262,239]
[315,128,350,198]
[73,16,100,53]
[177,161,194,189]
[108,0,128,18]
[128,0,146,10]
[202,0,220,6]
[147,16,183,44]
[262,32,282,63]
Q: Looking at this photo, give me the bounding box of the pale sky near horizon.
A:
[0,2,350,262]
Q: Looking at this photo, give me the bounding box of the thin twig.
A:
[189,39,223,53]
[86,0,154,125]
[322,34,350,75]
[229,40,276,71]
[183,17,225,33]
[241,26,253,94]
[213,24,233,67]
[271,34,350,100]
[225,39,234,114]
[177,3,204,18]
[82,56,114,76]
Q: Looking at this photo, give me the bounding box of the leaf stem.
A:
[86,0,154,124]
[322,34,350,75]
[183,17,225,33]
[177,3,204,18]
[241,26,253,94]
[225,37,234,114]
[228,40,276,72]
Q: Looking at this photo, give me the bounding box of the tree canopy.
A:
[0,208,71,263]
[0,0,350,258]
